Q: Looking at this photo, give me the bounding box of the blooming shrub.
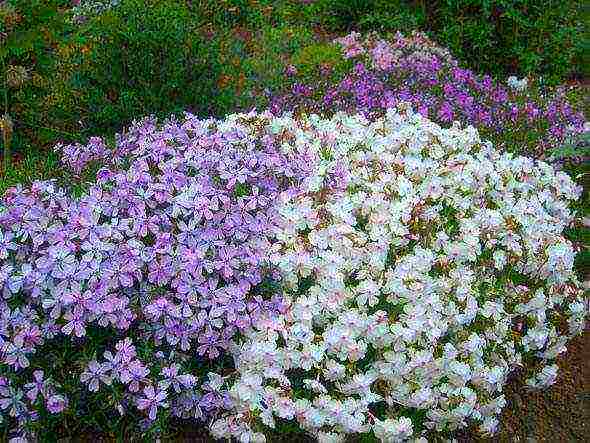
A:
[0,108,587,440]
[0,111,312,439]
[270,32,588,162]
[208,107,587,442]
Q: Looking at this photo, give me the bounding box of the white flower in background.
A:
[507,76,528,91]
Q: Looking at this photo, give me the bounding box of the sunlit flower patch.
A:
[0,107,587,441]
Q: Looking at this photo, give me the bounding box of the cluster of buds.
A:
[5,65,30,89]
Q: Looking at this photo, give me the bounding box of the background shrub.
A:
[6,0,223,148]
[0,0,321,162]
[424,0,587,84]
[311,0,587,83]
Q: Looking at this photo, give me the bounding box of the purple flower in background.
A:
[0,384,26,417]
[270,31,587,159]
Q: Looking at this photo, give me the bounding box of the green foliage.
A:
[313,0,424,33]
[424,0,586,84]
[37,0,222,141]
[216,24,319,111]
[0,0,324,158]
[313,0,586,83]
[0,149,60,195]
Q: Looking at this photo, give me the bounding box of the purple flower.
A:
[137,385,168,420]
[197,330,222,359]
[0,384,26,417]
[160,364,196,393]
[46,394,67,414]
[24,370,47,402]
[2,337,30,370]
[80,360,112,392]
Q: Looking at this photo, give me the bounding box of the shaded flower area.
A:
[0,108,587,441]
[270,32,588,162]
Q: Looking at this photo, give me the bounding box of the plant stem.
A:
[1,114,13,174]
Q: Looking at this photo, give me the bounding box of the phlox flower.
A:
[137,385,168,421]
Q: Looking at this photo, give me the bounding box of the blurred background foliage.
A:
[0,0,587,190]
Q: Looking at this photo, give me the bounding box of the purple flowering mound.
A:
[271,32,587,161]
[0,111,314,437]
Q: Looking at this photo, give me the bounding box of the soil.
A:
[457,325,590,443]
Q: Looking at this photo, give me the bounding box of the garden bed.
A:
[0,1,588,442]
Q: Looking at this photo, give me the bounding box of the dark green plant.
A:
[42,0,223,139]
[313,0,586,83]
[424,0,586,84]
[0,0,325,158]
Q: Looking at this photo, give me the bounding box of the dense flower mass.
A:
[208,107,587,442]
[0,108,587,441]
[270,32,588,162]
[0,111,313,439]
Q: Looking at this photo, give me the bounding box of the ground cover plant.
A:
[270,32,588,163]
[0,110,314,439]
[208,107,587,442]
[0,107,588,441]
[0,0,588,441]
[1,0,586,162]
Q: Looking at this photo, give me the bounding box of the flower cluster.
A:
[0,371,66,432]
[68,0,121,24]
[0,111,312,438]
[0,107,586,441]
[78,337,231,424]
[270,32,588,163]
[54,136,111,175]
[209,107,587,442]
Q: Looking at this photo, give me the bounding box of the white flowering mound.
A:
[209,107,587,442]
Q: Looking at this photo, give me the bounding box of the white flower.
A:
[207,108,586,442]
[373,417,414,442]
[506,76,528,91]
[526,364,558,388]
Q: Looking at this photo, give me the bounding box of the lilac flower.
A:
[119,359,149,393]
[80,360,112,392]
[46,394,67,414]
[24,370,47,402]
[159,364,196,393]
[197,330,223,359]
[2,338,30,369]
[114,338,136,362]
[0,384,26,417]
[61,308,86,337]
[137,385,168,420]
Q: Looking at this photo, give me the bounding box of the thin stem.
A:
[2,116,11,174]
[2,56,7,115]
